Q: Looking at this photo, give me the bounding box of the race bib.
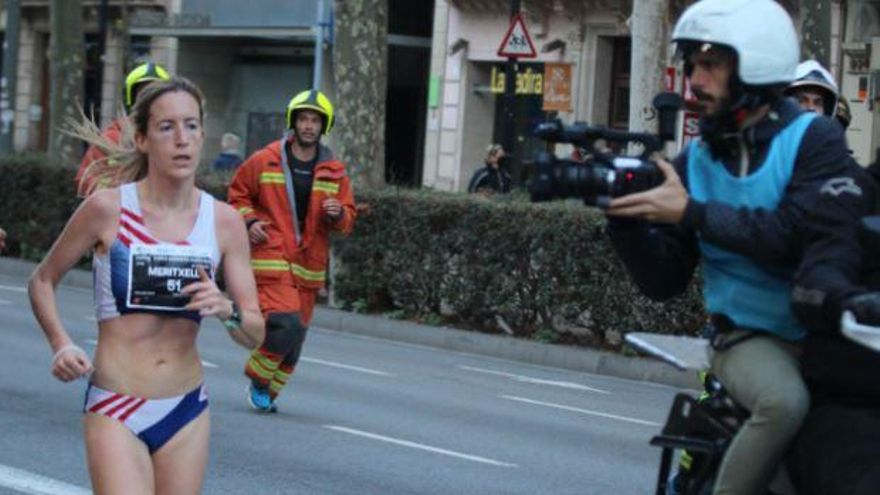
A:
[127,244,213,311]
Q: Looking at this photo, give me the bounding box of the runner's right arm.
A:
[29,189,118,380]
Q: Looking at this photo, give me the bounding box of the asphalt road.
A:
[0,271,680,494]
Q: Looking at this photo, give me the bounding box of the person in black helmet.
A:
[76,62,171,196]
[605,1,874,494]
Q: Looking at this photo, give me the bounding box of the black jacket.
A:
[793,155,879,404]
[467,166,511,194]
[607,99,872,307]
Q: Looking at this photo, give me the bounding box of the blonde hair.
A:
[68,76,206,197]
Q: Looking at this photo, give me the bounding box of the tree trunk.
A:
[332,0,387,188]
[49,0,84,166]
[628,0,668,136]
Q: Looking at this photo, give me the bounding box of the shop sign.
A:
[542,63,572,112]
[490,65,543,95]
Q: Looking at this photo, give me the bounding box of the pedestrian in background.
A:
[467,143,511,195]
[212,132,244,171]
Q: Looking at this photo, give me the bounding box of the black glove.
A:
[842,292,880,327]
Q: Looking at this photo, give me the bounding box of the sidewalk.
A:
[2,256,698,389]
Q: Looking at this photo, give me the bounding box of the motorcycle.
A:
[626,311,880,495]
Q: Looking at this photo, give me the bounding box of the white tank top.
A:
[93,183,221,322]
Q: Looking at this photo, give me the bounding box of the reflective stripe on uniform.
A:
[251,259,290,272]
[291,263,325,282]
[245,352,278,380]
[259,172,286,184]
[313,180,339,195]
[251,259,325,282]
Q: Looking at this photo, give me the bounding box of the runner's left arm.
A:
[212,201,264,348]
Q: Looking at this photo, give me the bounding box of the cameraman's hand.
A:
[843,292,880,327]
[606,159,689,224]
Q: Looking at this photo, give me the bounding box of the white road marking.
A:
[0,284,26,293]
[83,339,216,368]
[459,365,610,394]
[0,463,91,495]
[301,357,392,376]
[324,425,517,467]
[501,395,661,427]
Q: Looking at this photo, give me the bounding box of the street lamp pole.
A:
[313,0,326,89]
[503,0,521,182]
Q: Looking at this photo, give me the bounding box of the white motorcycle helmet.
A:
[785,60,840,116]
[672,0,799,87]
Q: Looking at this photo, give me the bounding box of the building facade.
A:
[0,0,433,184]
[1,0,171,152]
[422,0,878,193]
[422,0,634,191]
[4,1,880,181]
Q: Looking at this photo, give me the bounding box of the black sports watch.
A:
[221,301,243,331]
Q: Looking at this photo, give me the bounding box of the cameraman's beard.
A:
[696,91,739,160]
[698,96,741,161]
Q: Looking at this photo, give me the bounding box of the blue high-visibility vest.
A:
[686,112,815,341]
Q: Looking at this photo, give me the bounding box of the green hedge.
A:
[0,154,82,261]
[0,156,707,348]
[0,155,230,262]
[333,188,706,347]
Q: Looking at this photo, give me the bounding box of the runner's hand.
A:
[52,345,92,382]
[248,220,269,245]
[0,227,6,253]
[182,267,233,320]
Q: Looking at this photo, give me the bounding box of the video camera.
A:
[528,92,683,207]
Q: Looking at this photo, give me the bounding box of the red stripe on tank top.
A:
[120,208,144,224]
[119,220,157,244]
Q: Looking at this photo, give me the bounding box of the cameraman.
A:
[604,1,869,494]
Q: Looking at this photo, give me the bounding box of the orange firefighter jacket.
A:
[228,135,356,290]
[75,118,125,194]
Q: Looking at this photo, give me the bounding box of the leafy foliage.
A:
[334,188,707,348]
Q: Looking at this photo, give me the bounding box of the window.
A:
[607,37,631,130]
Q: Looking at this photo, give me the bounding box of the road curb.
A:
[312,307,699,389]
[1,256,698,389]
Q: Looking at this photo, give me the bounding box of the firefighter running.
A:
[228,89,356,412]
